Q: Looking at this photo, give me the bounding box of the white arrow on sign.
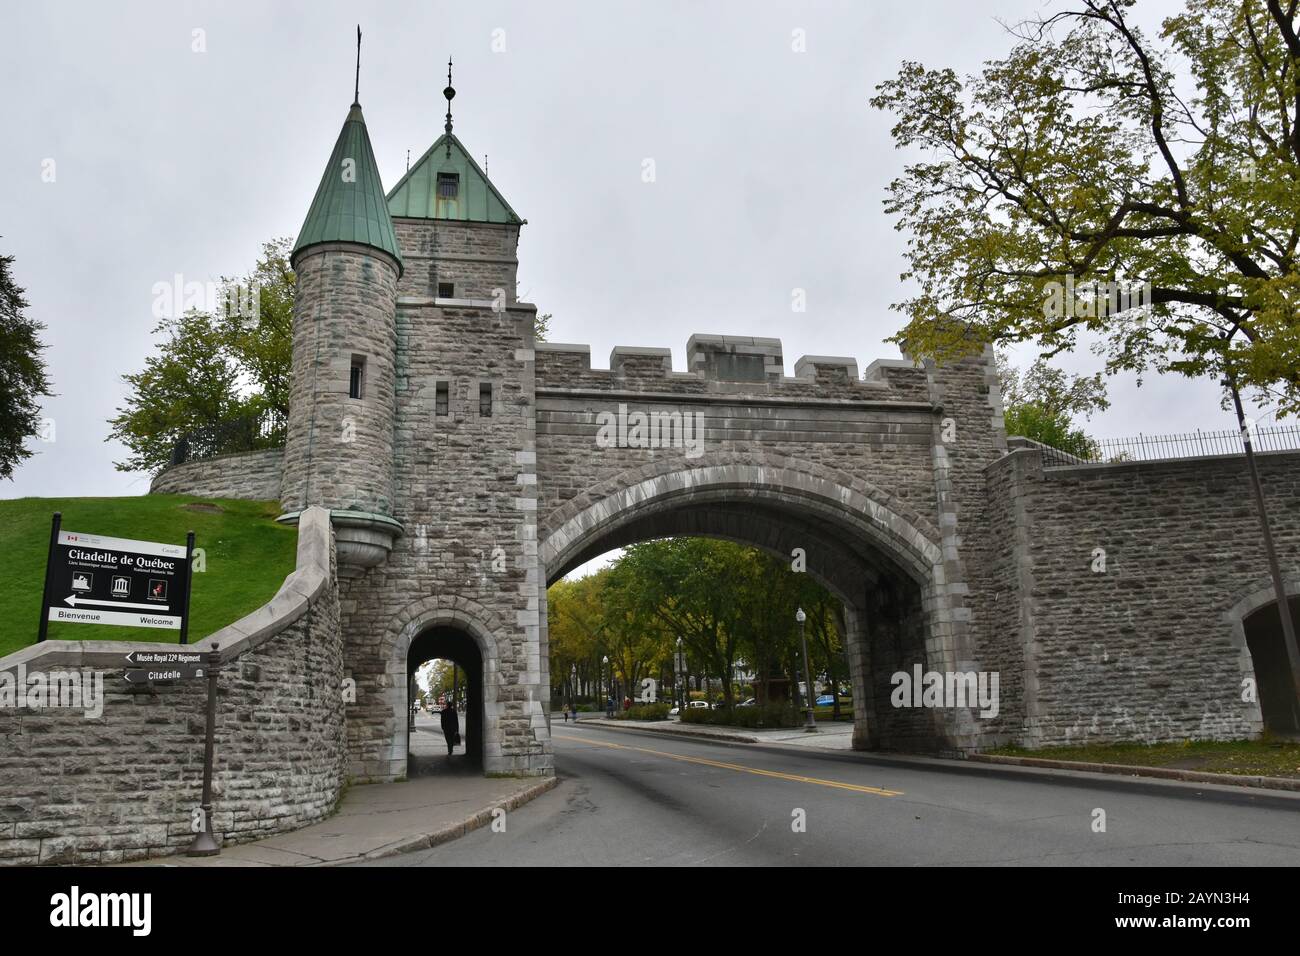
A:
[64,594,169,612]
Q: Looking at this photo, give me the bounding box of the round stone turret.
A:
[278,102,404,576]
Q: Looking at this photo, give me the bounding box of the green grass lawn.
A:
[987,738,1300,779]
[0,495,297,658]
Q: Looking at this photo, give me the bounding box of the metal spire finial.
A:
[353,26,362,106]
[443,57,456,157]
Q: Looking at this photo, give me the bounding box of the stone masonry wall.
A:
[281,246,400,516]
[989,447,1300,747]
[149,448,284,500]
[0,507,343,865]
[340,217,549,779]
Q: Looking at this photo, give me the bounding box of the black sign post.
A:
[179,530,195,646]
[37,520,192,637]
[186,643,222,857]
[35,512,62,643]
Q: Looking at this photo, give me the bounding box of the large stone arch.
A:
[540,451,942,584]
[538,452,975,751]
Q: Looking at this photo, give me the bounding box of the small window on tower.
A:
[349,355,366,399]
[479,382,493,417]
[436,172,460,218]
[438,281,455,298]
[435,382,449,416]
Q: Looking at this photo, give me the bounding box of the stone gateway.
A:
[160,91,1300,780]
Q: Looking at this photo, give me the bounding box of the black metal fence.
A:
[1037,424,1300,468]
[170,410,287,466]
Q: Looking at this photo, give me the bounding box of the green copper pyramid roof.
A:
[386,133,522,224]
[293,104,403,273]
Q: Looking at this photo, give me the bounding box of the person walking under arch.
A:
[440,700,461,756]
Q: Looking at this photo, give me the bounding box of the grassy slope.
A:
[0,495,297,658]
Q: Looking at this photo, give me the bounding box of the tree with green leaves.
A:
[871,0,1300,416]
[997,352,1109,458]
[108,240,294,472]
[0,250,53,481]
[107,309,253,473]
[872,0,1300,708]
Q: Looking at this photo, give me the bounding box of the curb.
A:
[969,753,1300,793]
[325,776,560,865]
[569,719,760,745]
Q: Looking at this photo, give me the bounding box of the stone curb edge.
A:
[339,776,560,865]
[968,753,1300,792]
[566,718,760,745]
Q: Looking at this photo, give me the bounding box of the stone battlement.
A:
[534,335,933,404]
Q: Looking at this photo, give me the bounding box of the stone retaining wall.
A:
[0,506,343,865]
[988,447,1300,748]
[149,448,284,500]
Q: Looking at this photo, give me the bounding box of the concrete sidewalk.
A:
[134,772,557,867]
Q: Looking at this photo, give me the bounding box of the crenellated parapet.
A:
[534,334,934,405]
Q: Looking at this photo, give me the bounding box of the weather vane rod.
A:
[353,26,362,106]
[444,57,456,157]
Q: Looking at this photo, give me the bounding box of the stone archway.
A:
[1224,576,1300,734]
[381,596,510,777]
[538,453,980,751]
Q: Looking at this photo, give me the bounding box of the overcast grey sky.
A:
[0,0,1266,501]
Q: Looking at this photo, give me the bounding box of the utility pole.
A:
[1225,365,1300,706]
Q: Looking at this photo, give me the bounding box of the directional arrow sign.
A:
[123,664,204,683]
[65,594,169,612]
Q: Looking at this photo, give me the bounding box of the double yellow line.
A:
[555,733,903,797]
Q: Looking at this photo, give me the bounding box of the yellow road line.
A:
[554,733,903,797]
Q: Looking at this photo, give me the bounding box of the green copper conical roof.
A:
[293,104,403,273]
[386,133,522,224]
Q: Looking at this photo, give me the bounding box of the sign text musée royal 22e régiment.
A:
[43,529,190,631]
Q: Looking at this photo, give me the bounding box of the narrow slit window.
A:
[438,281,455,298]
[479,382,493,417]
[349,355,366,399]
[435,381,449,416]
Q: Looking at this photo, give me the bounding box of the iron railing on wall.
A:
[1037,424,1300,468]
[170,410,287,466]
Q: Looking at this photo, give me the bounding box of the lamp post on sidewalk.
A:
[796,607,817,732]
[603,655,611,717]
[676,637,685,711]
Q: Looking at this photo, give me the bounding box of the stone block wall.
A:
[988,447,1300,747]
[339,213,550,780]
[149,448,284,500]
[0,507,343,865]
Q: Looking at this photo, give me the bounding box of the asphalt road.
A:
[357,724,1300,866]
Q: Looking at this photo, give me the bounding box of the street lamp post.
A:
[796,607,817,732]
[603,655,611,717]
[676,637,684,710]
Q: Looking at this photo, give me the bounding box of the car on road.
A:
[815,694,837,706]
[687,700,710,710]
[737,698,757,707]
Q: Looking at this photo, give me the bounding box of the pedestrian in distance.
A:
[440,701,461,756]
